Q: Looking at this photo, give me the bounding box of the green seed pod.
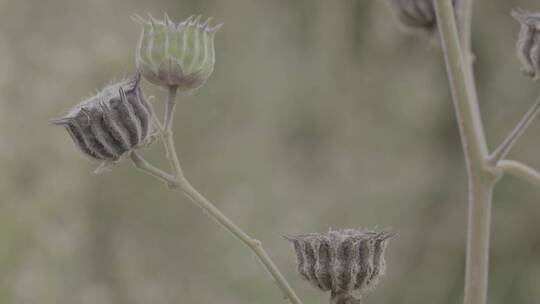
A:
[286,229,394,304]
[134,13,222,91]
[52,74,155,172]
[512,9,540,80]
[389,0,459,34]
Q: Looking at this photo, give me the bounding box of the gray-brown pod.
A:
[512,9,540,80]
[286,229,394,303]
[52,74,154,165]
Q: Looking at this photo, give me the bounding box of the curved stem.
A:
[489,94,540,165]
[131,151,174,183]
[174,177,303,304]
[133,87,303,304]
[497,160,540,188]
[434,1,497,304]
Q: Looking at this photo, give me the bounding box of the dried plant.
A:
[52,10,397,303]
[52,1,540,303]
[53,14,303,304]
[386,1,540,304]
[286,229,393,304]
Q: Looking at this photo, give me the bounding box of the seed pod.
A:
[134,13,222,91]
[286,229,394,303]
[389,0,459,34]
[52,74,155,171]
[512,9,540,80]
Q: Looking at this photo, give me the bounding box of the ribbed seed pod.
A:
[512,9,540,80]
[286,229,394,304]
[134,13,222,91]
[52,74,154,170]
[389,0,459,33]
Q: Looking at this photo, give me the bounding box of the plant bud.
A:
[512,9,540,80]
[389,0,458,33]
[52,74,154,171]
[134,13,222,91]
[286,229,394,303]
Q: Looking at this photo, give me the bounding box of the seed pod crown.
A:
[52,74,154,171]
[134,14,222,91]
[512,9,540,80]
[286,229,394,303]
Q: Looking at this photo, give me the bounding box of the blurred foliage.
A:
[1,0,540,303]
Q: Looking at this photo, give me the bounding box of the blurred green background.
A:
[1,0,539,303]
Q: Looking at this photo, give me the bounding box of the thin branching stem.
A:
[434,1,497,304]
[489,94,540,165]
[132,87,303,304]
[131,151,174,183]
[497,160,540,188]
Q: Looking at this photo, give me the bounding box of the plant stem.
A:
[132,87,303,304]
[434,1,498,304]
[162,86,184,181]
[173,176,303,304]
[497,160,540,188]
[131,151,174,183]
[460,0,473,53]
[489,94,540,165]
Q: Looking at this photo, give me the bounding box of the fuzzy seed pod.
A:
[52,74,154,171]
[389,0,459,33]
[134,13,222,91]
[286,229,394,304]
[512,9,540,80]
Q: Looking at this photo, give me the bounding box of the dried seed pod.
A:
[512,9,540,80]
[52,74,155,171]
[286,229,394,303]
[134,13,222,91]
[389,0,459,34]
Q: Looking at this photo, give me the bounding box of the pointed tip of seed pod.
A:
[49,117,71,126]
[131,14,148,25]
[184,15,195,24]
[191,14,202,26]
[149,15,158,29]
[200,17,213,28]
[511,8,527,22]
[206,22,223,33]
[377,229,397,241]
[282,234,297,242]
[164,12,175,28]
[177,15,193,29]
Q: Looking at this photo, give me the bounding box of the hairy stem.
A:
[497,160,540,188]
[434,1,497,304]
[132,87,303,304]
[489,94,540,165]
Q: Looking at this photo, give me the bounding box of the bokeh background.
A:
[1,0,539,303]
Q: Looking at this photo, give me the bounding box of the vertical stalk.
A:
[434,1,497,304]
